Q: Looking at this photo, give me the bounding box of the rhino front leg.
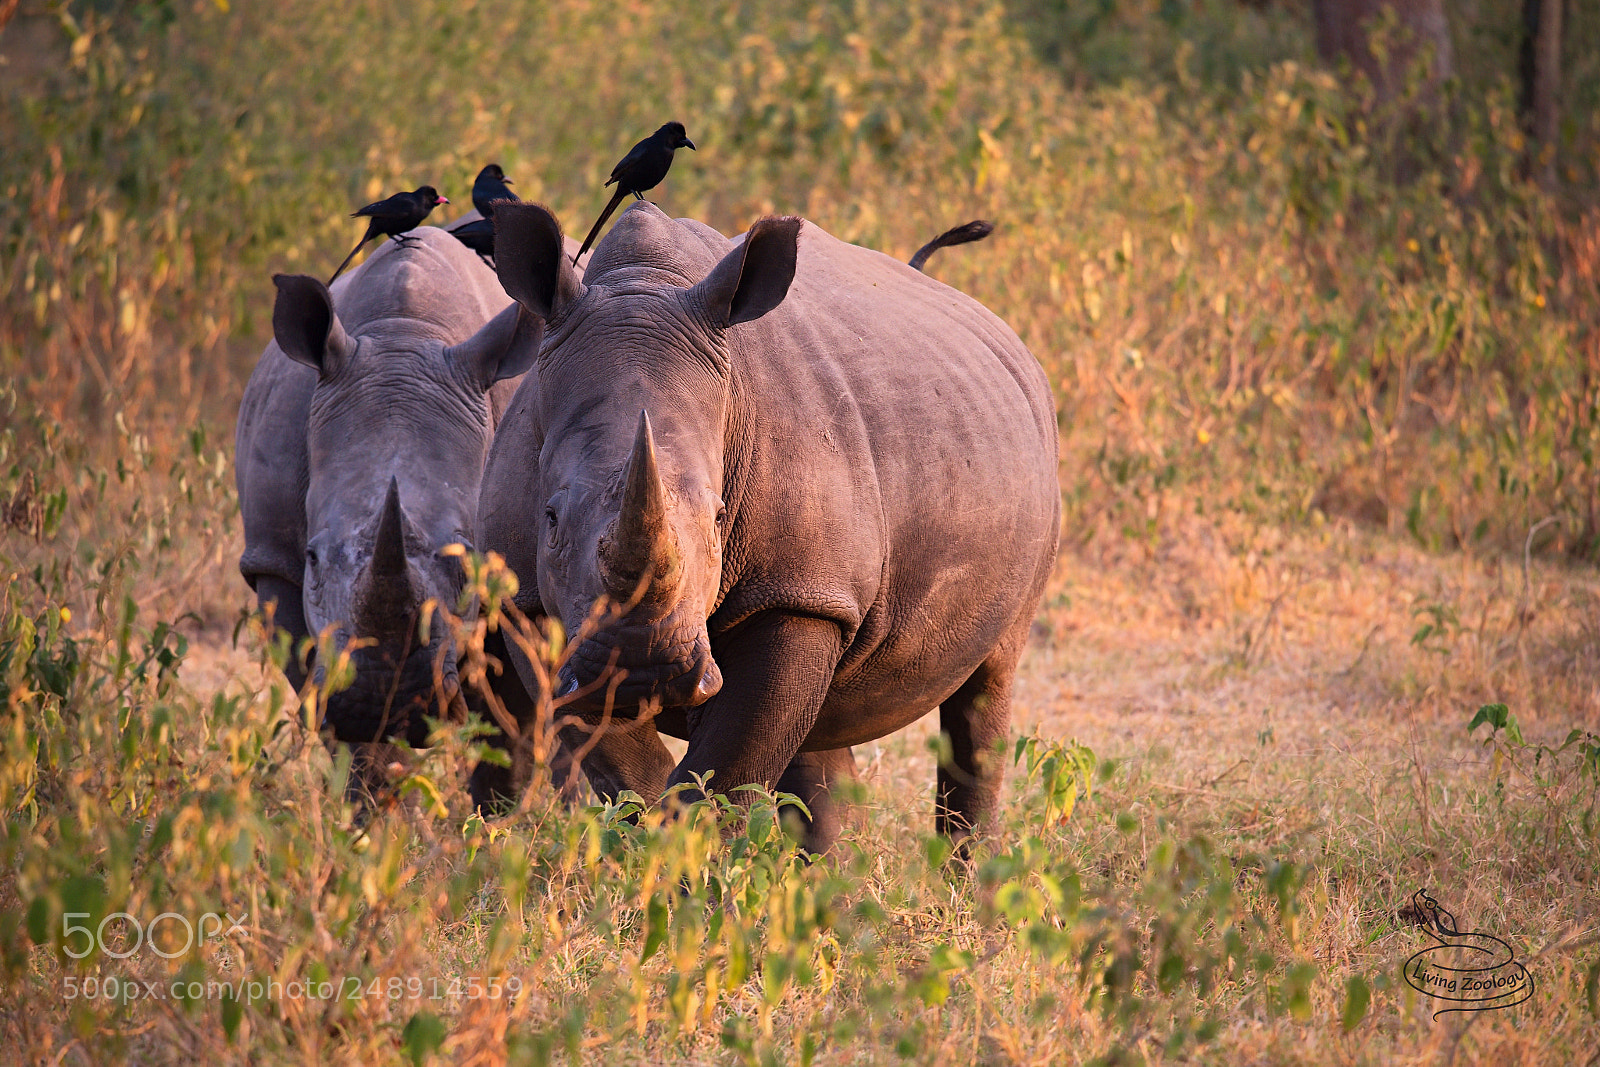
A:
[935,623,1027,850]
[668,613,844,817]
[774,747,856,855]
[563,713,677,805]
[468,626,585,813]
[253,575,311,691]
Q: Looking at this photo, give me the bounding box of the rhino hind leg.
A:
[774,747,857,856]
[935,625,1027,853]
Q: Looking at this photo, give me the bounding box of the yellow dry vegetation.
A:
[2,0,1598,1063]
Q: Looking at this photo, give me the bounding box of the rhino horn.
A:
[358,477,416,627]
[599,410,681,601]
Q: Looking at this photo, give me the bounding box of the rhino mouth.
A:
[557,624,721,713]
[319,636,465,747]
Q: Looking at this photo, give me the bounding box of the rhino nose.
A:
[688,657,722,706]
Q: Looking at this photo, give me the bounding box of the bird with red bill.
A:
[329,185,449,284]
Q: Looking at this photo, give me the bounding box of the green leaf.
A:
[1503,714,1525,747]
[1341,975,1370,1032]
[220,991,243,1042]
[25,897,48,946]
[1157,951,1186,993]
[1468,703,1509,734]
[641,894,669,963]
[402,1010,448,1065]
[746,803,773,848]
[1284,962,1317,1023]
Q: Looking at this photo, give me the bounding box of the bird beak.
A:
[438,196,450,204]
[683,139,696,151]
[504,178,514,185]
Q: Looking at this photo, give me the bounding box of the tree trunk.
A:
[1522,0,1564,188]
[1311,0,1454,104]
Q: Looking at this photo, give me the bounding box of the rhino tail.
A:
[908,220,994,273]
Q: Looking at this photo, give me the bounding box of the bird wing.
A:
[351,193,404,220]
[607,138,653,186]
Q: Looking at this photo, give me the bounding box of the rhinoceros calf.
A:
[480,202,1060,851]
[236,224,580,793]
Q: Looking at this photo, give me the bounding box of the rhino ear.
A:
[272,274,353,377]
[445,301,544,387]
[691,216,801,328]
[494,202,585,321]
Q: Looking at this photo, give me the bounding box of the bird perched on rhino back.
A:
[329,184,448,284]
[450,164,521,263]
[471,163,517,218]
[450,218,497,261]
[573,121,695,263]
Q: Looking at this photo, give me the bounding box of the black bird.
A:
[908,220,994,272]
[574,122,696,263]
[470,163,517,218]
[450,217,497,260]
[449,164,521,262]
[328,185,448,285]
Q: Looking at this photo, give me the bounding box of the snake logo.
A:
[1402,889,1533,1018]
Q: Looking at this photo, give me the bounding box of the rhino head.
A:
[489,202,800,714]
[271,272,540,745]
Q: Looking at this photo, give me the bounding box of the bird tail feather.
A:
[575,187,628,264]
[328,238,367,286]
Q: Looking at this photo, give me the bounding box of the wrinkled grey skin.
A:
[236,223,580,769]
[480,202,1059,852]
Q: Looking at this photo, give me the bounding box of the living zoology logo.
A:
[1401,890,1533,1018]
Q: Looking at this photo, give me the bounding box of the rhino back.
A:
[717,223,1059,713]
[336,224,511,342]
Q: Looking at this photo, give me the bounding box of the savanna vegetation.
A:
[2,0,1598,1062]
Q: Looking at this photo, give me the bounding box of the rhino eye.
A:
[305,547,319,569]
[545,507,559,544]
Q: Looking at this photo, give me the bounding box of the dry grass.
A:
[6,510,1588,1065]
[4,0,1600,1062]
[818,512,1600,1064]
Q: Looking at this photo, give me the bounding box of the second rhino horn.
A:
[359,477,416,628]
[598,410,681,601]
[372,477,409,580]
